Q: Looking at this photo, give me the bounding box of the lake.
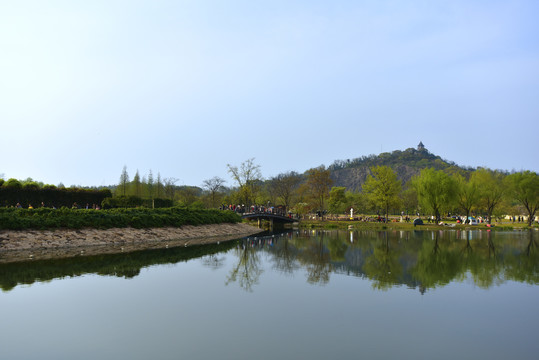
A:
[0,229,537,360]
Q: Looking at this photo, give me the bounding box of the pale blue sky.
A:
[1,0,538,187]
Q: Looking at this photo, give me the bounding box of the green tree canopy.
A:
[505,170,539,226]
[472,168,505,224]
[328,186,347,214]
[454,173,480,222]
[412,168,457,222]
[362,166,401,221]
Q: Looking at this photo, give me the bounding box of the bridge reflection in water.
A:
[241,212,297,229]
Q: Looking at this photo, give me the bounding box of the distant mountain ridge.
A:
[326,143,473,191]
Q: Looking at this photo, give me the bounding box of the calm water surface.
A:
[0,229,537,360]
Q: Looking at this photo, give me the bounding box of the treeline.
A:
[210,159,539,227]
[0,178,111,208]
[112,167,203,209]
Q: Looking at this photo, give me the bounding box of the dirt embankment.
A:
[0,223,262,262]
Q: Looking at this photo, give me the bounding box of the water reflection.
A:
[225,240,263,292]
[0,241,236,292]
[0,230,537,294]
[233,229,538,293]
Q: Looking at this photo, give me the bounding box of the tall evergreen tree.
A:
[156,172,163,198]
[119,166,129,197]
[133,170,142,198]
[147,170,154,204]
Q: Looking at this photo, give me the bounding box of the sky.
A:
[1,0,538,188]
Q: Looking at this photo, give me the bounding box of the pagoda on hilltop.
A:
[417,141,425,151]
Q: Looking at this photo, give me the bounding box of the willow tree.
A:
[454,173,480,223]
[505,170,539,226]
[362,166,401,221]
[412,168,457,223]
[472,168,505,224]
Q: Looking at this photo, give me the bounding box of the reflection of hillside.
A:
[0,241,236,292]
[260,230,538,293]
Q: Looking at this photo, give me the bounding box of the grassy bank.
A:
[0,207,241,230]
[298,219,537,231]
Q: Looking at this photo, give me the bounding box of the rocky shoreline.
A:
[0,223,262,263]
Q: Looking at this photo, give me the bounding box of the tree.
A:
[454,173,480,223]
[362,166,401,221]
[163,177,179,202]
[306,165,332,214]
[156,172,164,198]
[147,170,154,206]
[133,170,142,198]
[505,171,539,226]
[177,186,201,206]
[202,176,226,208]
[401,184,418,216]
[328,187,347,214]
[5,178,22,189]
[472,168,505,224]
[226,158,262,207]
[269,171,302,212]
[412,168,457,223]
[118,166,129,197]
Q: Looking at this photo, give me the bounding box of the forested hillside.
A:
[327,144,473,191]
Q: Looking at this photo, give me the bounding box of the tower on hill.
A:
[417,141,425,151]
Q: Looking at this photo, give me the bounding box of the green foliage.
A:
[362,166,402,219]
[328,147,468,172]
[328,187,347,214]
[4,178,22,189]
[0,207,241,230]
[454,173,480,220]
[471,168,505,223]
[0,241,237,291]
[412,168,457,222]
[505,171,539,226]
[22,182,40,190]
[0,186,111,208]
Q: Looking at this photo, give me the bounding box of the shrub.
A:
[0,207,241,230]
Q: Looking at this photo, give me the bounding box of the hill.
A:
[326,142,473,191]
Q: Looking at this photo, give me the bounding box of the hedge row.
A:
[0,187,112,208]
[0,207,241,230]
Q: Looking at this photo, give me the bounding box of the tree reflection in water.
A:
[362,231,403,290]
[201,254,226,270]
[239,229,539,293]
[271,234,300,276]
[226,240,263,292]
[302,231,332,285]
[2,230,535,294]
